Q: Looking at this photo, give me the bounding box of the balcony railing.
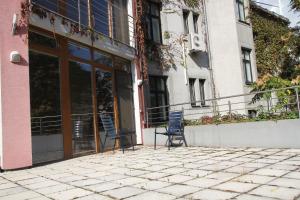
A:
[31,0,135,48]
[146,86,300,127]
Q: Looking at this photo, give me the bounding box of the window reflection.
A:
[32,0,58,12]
[96,69,114,113]
[68,43,91,60]
[29,51,61,136]
[114,57,131,72]
[29,31,57,48]
[66,0,89,26]
[69,61,95,154]
[96,69,114,151]
[94,51,113,67]
[92,0,109,36]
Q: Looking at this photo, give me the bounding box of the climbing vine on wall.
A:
[20,0,118,46]
[137,0,205,72]
[250,5,300,79]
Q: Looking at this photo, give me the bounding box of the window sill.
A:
[191,105,210,109]
[245,82,254,86]
[238,20,251,26]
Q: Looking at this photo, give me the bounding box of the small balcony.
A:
[31,0,135,49]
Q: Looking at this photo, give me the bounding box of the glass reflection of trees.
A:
[96,69,113,114]
[29,51,61,117]
[29,51,61,136]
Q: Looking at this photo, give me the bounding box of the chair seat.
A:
[154,111,188,150]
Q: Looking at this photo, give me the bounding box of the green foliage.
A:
[184,111,298,126]
[250,75,292,106]
[184,0,200,8]
[250,7,300,78]
[290,0,300,11]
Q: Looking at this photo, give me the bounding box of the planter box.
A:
[143,119,300,148]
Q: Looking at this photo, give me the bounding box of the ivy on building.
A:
[249,5,300,80]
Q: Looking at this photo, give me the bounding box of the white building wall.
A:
[146,0,258,119]
[148,1,212,112]
[205,0,257,114]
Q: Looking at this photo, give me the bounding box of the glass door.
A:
[29,51,64,164]
[95,68,114,151]
[69,61,95,155]
[116,71,136,146]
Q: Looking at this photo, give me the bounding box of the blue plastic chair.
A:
[100,113,135,153]
[154,111,188,150]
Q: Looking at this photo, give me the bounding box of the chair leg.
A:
[154,133,157,150]
[130,134,134,151]
[168,133,171,150]
[182,133,188,147]
[113,138,117,153]
[102,135,107,153]
[120,137,124,154]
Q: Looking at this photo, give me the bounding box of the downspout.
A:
[133,0,145,144]
[203,0,217,113]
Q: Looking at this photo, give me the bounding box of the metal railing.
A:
[146,86,300,127]
[31,112,115,136]
[31,115,62,135]
[31,0,136,48]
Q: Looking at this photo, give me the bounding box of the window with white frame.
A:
[236,0,246,22]
[242,48,253,84]
[199,79,205,106]
[189,78,196,106]
[183,11,189,34]
[193,14,199,33]
[189,78,206,107]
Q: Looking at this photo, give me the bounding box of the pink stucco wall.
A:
[0,0,32,169]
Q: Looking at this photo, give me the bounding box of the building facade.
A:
[0,0,258,170]
[0,0,143,170]
[144,0,258,124]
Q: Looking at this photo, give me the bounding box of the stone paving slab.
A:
[0,147,299,200]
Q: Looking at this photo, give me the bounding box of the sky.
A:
[255,0,299,27]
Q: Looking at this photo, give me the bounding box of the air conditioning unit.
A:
[188,33,203,53]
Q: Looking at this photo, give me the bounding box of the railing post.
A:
[295,88,300,118]
[228,100,232,120]
[146,108,149,128]
[39,118,43,135]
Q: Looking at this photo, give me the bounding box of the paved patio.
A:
[0,147,300,200]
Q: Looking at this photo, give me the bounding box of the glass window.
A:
[146,2,162,43]
[29,51,61,136]
[32,0,58,12]
[68,43,91,60]
[66,0,89,26]
[114,57,131,72]
[29,31,57,48]
[236,0,246,22]
[193,14,199,33]
[94,51,113,67]
[113,0,130,44]
[199,79,205,106]
[183,11,189,34]
[92,0,109,36]
[149,76,168,124]
[69,61,95,155]
[189,78,196,107]
[96,69,115,150]
[242,48,253,84]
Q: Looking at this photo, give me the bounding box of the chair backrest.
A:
[73,120,83,138]
[168,111,184,134]
[100,113,116,137]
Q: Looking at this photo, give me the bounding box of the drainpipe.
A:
[203,0,217,114]
[133,0,145,144]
